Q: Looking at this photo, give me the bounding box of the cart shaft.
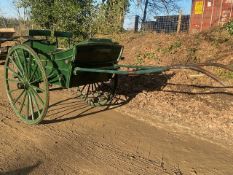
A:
[73,64,168,75]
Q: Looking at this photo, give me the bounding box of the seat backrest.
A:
[54,31,73,38]
[54,31,73,48]
[29,30,51,37]
[27,30,55,53]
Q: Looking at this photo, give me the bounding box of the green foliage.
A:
[167,40,182,54]
[16,0,129,37]
[136,53,145,65]
[16,0,94,39]
[160,40,182,54]
[94,0,129,34]
[136,48,158,65]
[201,27,230,46]
[217,68,233,79]
[225,20,233,35]
[187,47,199,63]
[0,17,20,28]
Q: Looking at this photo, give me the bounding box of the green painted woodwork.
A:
[73,65,168,75]
[54,31,73,38]
[26,40,57,53]
[24,40,75,88]
[74,39,122,66]
[29,30,52,37]
[22,37,123,88]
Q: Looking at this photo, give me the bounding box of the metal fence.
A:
[134,14,190,33]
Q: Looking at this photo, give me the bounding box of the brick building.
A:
[190,0,233,32]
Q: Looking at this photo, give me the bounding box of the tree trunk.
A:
[142,0,149,23]
[46,0,54,29]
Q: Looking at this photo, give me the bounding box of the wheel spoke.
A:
[85,84,91,100]
[27,55,32,79]
[9,89,20,94]
[14,51,25,77]
[30,85,45,93]
[30,77,42,84]
[19,92,27,113]
[22,50,30,78]
[6,78,21,83]
[29,64,38,82]
[92,84,96,93]
[6,66,23,80]
[13,90,25,105]
[30,87,45,106]
[28,92,35,120]
[77,75,117,106]
[25,93,29,119]
[94,83,98,91]
[10,56,24,77]
[81,85,87,92]
[30,89,41,117]
[18,48,29,78]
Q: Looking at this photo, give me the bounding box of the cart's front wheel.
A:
[4,44,49,125]
[77,74,118,106]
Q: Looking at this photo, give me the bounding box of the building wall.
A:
[190,0,233,32]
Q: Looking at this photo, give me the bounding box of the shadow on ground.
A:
[1,161,42,175]
[42,72,233,125]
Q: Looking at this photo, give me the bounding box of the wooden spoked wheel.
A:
[4,44,49,125]
[77,74,118,106]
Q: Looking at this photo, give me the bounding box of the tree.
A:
[15,0,94,38]
[136,0,180,22]
[97,0,130,33]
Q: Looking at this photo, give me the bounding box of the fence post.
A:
[134,15,139,32]
[177,10,183,33]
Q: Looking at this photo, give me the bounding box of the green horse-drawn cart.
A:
[4,30,233,125]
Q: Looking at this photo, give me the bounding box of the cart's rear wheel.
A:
[4,44,49,125]
[77,74,118,106]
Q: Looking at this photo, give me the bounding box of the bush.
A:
[224,20,233,35]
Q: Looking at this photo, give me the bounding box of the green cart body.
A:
[24,36,122,89]
[4,30,232,125]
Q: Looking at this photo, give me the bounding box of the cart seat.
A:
[75,38,123,66]
[25,30,56,53]
[54,31,73,49]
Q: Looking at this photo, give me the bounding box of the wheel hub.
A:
[17,82,29,90]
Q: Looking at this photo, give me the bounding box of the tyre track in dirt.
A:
[1,66,233,175]
[0,99,168,175]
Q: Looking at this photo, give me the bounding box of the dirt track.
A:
[0,65,233,175]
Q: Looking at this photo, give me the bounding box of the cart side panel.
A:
[24,40,57,53]
[24,40,75,88]
[49,49,75,88]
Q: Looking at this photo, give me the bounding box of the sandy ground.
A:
[0,65,233,175]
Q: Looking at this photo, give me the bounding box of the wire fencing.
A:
[131,13,190,33]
